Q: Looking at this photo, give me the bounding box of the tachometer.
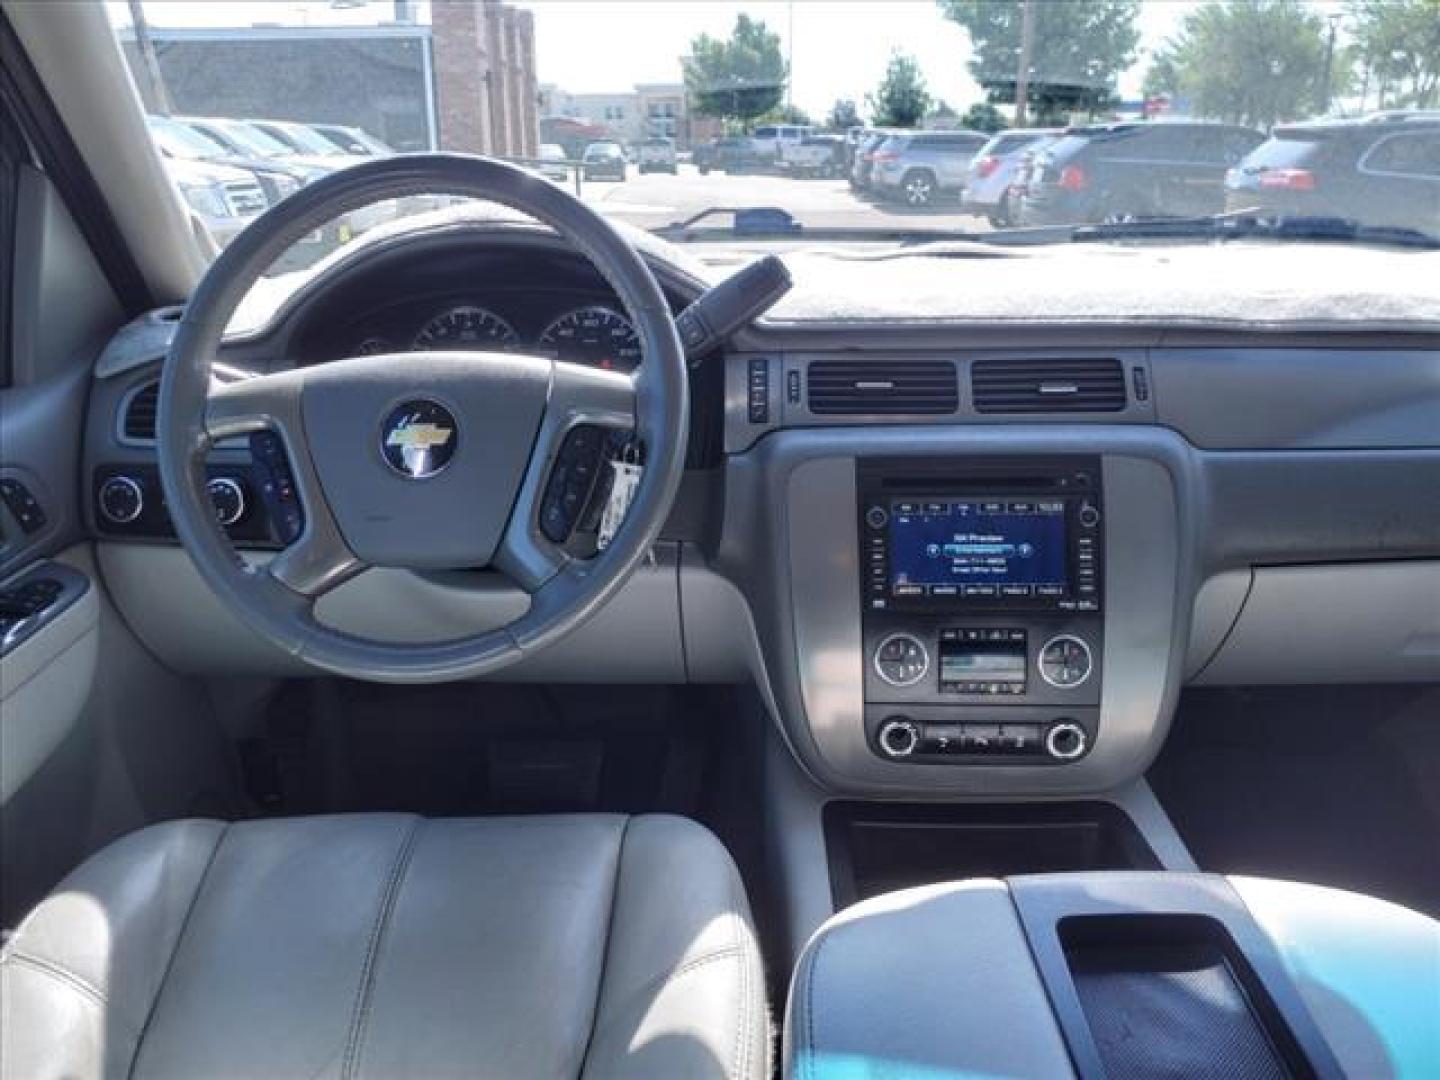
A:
[413,306,520,350]
[538,306,641,372]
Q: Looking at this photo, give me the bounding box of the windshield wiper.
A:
[1071,214,1440,251]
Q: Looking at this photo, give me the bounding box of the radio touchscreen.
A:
[859,458,1103,614]
[888,500,1068,598]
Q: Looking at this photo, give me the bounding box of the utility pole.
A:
[128,0,173,115]
[1320,12,1342,115]
[1015,0,1035,127]
[785,0,795,113]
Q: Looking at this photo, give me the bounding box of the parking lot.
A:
[575,163,992,233]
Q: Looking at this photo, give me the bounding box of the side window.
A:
[1365,132,1440,178]
[754,126,776,140]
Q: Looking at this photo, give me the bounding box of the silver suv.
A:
[870,129,990,207]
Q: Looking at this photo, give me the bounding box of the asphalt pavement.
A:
[576,164,991,233]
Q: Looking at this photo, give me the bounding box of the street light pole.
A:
[1321,12,1342,115]
[1015,0,1035,127]
[128,0,173,115]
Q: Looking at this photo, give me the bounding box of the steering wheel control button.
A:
[98,475,145,525]
[249,433,305,545]
[877,718,920,758]
[1038,635,1094,689]
[206,477,247,527]
[0,479,47,533]
[541,425,606,543]
[873,632,930,687]
[1046,722,1089,761]
[379,399,458,479]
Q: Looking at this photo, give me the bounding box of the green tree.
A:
[1147,1,1332,129]
[962,102,1007,131]
[683,15,787,126]
[867,51,933,128]
[1349,0,1440,109]
[827,98,862,129]
[938,0,1141,121]
[758,103,814,126]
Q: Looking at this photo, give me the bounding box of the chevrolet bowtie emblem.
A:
[379,400,457,478]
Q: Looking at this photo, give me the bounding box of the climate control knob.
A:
[1046,722,1089,761]
[98,475,144,525]
[873,633,929,687]
[1038,635,1093,688]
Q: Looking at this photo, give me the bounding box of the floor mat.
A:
[1148,685,1440,918]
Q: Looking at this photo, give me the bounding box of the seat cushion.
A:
[0,813,768,1080]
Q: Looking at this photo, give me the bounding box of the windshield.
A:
[111,0,1440,270]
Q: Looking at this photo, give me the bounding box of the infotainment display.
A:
[887,500,1069,599]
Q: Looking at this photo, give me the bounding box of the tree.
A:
[1146,1,1333,130]
[937,1,1141,121]
[962,102,1007,132]
[1348,0,1440,109]
[758,103,814,126]
[867,51,932,128]
[683,15,786,126]
[828,98,862,129]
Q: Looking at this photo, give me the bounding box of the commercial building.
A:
[118,0,538,157]
[539,81,720,150]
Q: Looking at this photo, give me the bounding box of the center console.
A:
[858,456,1104,765]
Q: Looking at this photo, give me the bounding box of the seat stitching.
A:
[731,873,748,1080]
[341,816,423,1080]
[4,951,111,1010]
[577,815,631,1077]
[803,932,828,1080]
[126,821,231,1080]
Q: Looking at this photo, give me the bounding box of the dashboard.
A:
[74,219,1440,801]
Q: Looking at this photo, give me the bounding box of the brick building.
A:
[119,1,538,157]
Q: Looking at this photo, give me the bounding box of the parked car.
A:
[783,135,846,178]
[159,154,267,249]
[180,115,299,161]
[537,142,570,182]
[694,136,759,175]
[248,119,354,160]
[581,141,627,181]
[146,114,308,209]
[870,129,990,207]
[1019,121,1264,225]
[849,129,893,191]
[637,137,678,175]
[308,123,395,157]
[750,124,815,166]
[1225,115,1440,233]
[962,128,1060,225]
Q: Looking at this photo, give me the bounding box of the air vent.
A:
[971,357,1126,413]
[122,380,160,441]
[807,359,958,415]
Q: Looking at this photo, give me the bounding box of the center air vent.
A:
[971,357,1126,414]
[121,380,160,441]
[807,359,958,415]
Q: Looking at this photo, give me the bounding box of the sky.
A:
[109,0,1350,118]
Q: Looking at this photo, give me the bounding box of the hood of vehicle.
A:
[160,156,258,186]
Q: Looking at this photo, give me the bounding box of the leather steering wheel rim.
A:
[157,154,689,683]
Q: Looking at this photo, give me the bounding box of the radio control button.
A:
[1078,503,1101,528]
[873,633,930,687]
[1039,635,1093,688]
[1036,584,1065,597]
[865,505,889,529]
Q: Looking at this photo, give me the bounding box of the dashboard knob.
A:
[877,718,920,758]
[1078,503,1101,528]
[1045,722,1089,761]
[99,475,144,524]
[1038,634,1093,688]
[865,504,889,529]
[873,632,929,687]
[206,477,247,527]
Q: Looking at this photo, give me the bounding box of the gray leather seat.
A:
[0,813,770,1079]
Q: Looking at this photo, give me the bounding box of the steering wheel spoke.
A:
[204,369,307,441]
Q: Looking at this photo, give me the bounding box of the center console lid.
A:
[784,871,1439,1079]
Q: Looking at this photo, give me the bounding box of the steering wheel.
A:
[156,155,688,683]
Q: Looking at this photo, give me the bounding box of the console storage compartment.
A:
[824,800,1159,906]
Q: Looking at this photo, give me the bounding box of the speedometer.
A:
[413,306,520,350]
[538,306,642,372]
